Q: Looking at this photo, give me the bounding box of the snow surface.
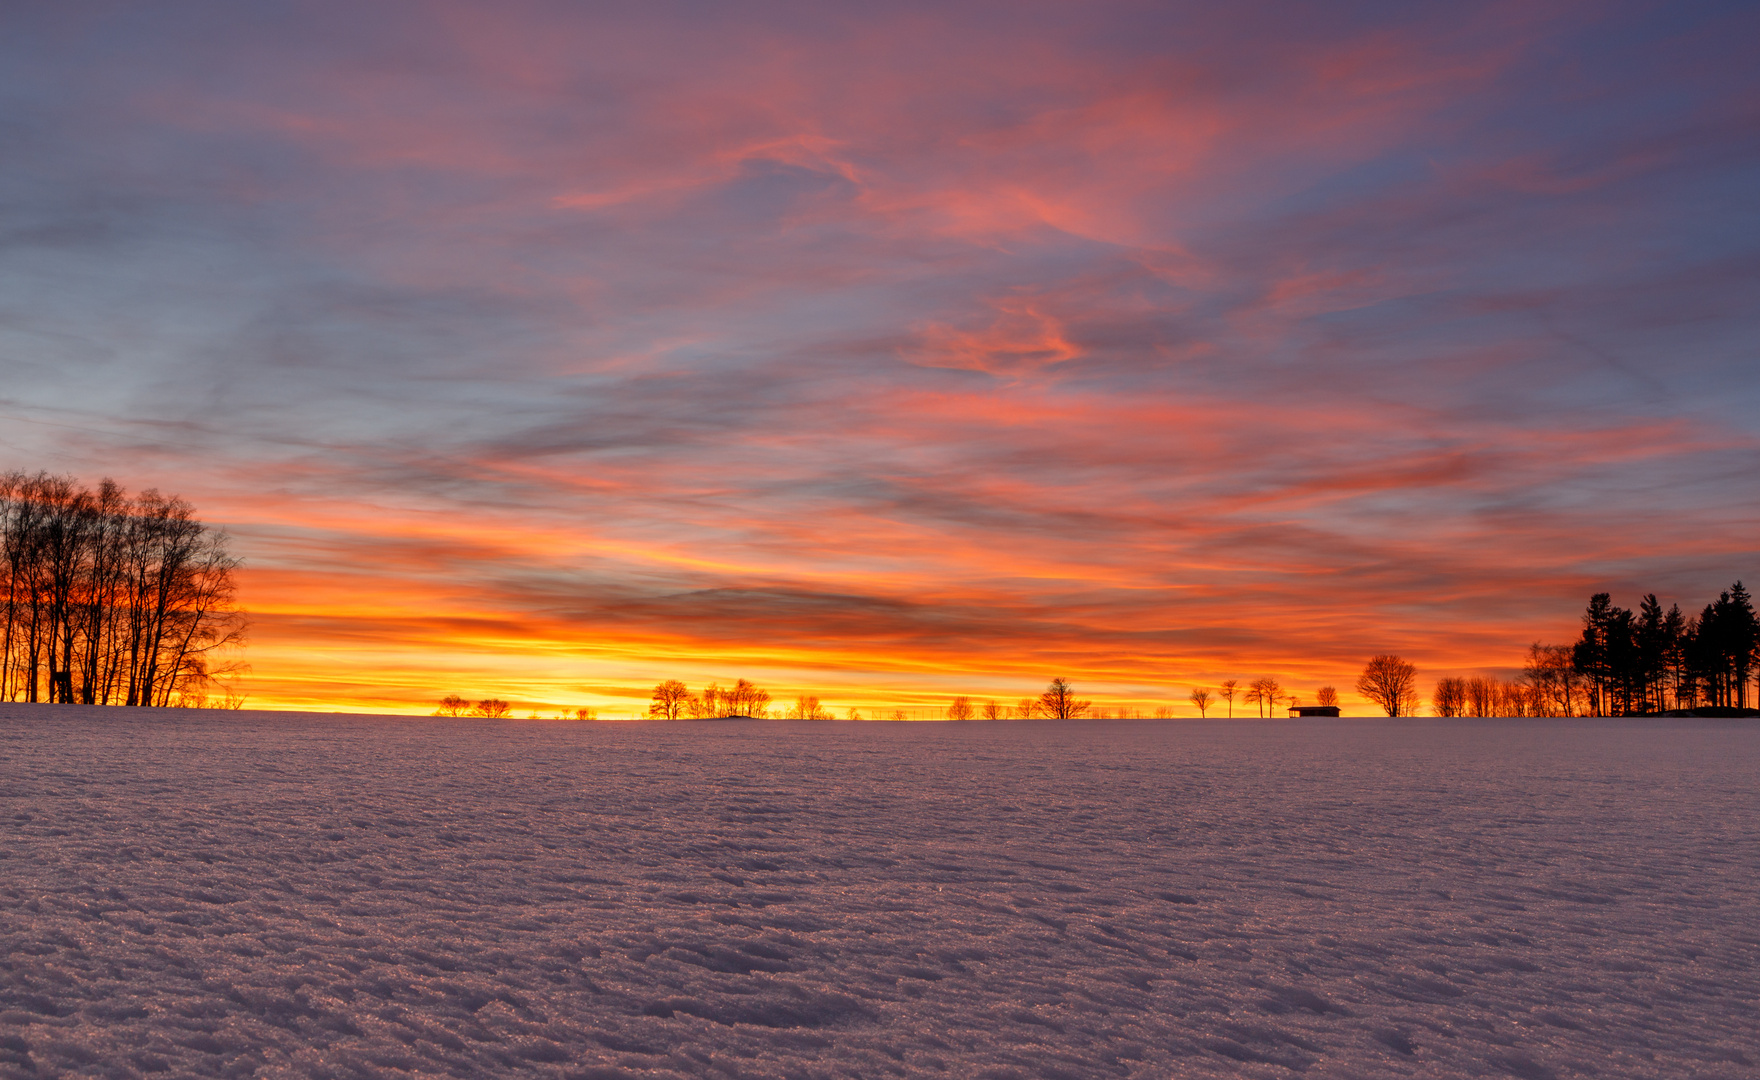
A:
[2,708,1757,1079]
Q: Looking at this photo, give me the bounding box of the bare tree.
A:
[1522,643,1580,717]
[723,679,771,718]
[787,695,832,720]
[686,683,719,719]
[1356,655,1418,716]
[1464,676,1497,717]
[1499,679,1537,717]
[981,700,1005,720]
[574,707,598,721]
[1219,679,1238,718]
[1433,677,1467,717]
[0,473,245,706]
[1188,688,1212,717]
[1038,677,1091,720]
[435,694,468,716]
[946,696,974,721]
[649,679,690,720]
[1246,676,1284,717]
[472,699,512,718]
[1315,686,1339,708]
[1015,697,1039,719]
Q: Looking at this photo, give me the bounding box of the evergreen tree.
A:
[1573,593,1613,715]
[1728,582,1756,709]
[1662,603,1689,710]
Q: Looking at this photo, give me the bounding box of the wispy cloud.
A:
[2,0,1757,712]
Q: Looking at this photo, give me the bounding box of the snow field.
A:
[1,710,1756,1078]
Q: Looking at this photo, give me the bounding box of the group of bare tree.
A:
[1182,678,1340,718]
[947,678,1095,720]
[648,678,775,719]
[1360,650,1594,717]
[434,695,598,720]
[435,695,511,718]
[1432,654,1563,717]
[1,472,244,706]
[643,677,1102,723]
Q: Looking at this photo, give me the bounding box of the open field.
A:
[2,708,1756,1078]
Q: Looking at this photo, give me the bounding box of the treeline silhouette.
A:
[651,677,1097,721]
[647,679,778,719]
[1566,584,1755,715]
[431,585,1760,723]
[0,472,244,706]
[434,695,599,720]
[1355,584,1758,717]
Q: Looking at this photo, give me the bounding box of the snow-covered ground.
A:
[2,709,1756,1079]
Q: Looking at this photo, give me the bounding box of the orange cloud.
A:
[7,1,1756,717]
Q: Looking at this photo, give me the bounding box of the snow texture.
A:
[2,708,1757,1079]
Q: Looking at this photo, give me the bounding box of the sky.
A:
[2,0,1757,715]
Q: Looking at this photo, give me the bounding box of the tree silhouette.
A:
[946,696,974,721]
[1662,602,1689,710]
[1433,677,1466,717]
[649,679,690,719]
[687,683,719,719]
[981,700,1005,720]
[1219,679,1238,718]
[1561,585,1759,715]
[0,472,245,706]
[1462,677,1495,716]
[1727,582,1756,710]
[472,699,511,718]
[1521,644,1580,716]
[1037,677,1091,720]
[1245,676,1284,717]
[724,679,771,717]
[1188,688,1212,717]
[1573,593,1617,715]
[787,695,832,720]
[1315,686,1339,709]
[1356,655,1418,716]
[435,694,468,716]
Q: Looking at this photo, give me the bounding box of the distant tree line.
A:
[0,472,244,706]
[1433,585,1758,717]
[638,676,1100,722]
[1431,668,1548,718]
[430,582,1758,723]
[648,678,775,719]
[1362,583,1758,718]
[944,678,1095,720]
[434,695,598,720]
[1566,586,1755,715]
[1178,677,1339,718]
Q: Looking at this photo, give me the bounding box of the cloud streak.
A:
[2,0,1757,712]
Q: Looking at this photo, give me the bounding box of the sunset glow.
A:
[4,2,1756,714]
